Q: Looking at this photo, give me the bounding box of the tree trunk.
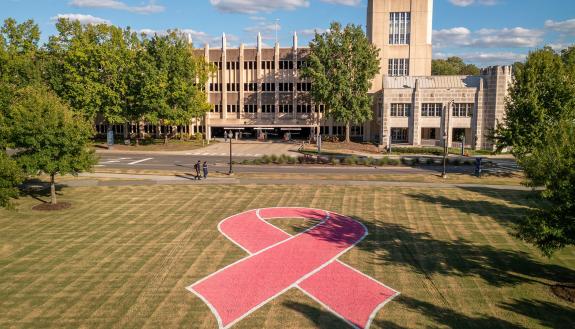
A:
[50,174,57,205]
[345,122,351,143]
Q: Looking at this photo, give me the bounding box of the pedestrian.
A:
[203,161,208,179]
[196,160,202,180]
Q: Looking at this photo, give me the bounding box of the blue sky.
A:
[2,0,575,66]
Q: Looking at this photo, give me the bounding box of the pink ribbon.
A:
[187,208,399,328]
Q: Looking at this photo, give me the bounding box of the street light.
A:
[442,100,454,179]
[228,131,234,175]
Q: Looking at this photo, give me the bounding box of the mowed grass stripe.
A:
[1,185,574,328]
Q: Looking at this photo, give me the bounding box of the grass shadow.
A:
[499,298,575,329]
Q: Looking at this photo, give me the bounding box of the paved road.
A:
[96,152,475,175]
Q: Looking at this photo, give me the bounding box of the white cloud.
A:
[449,0,497,7]
[545,18,575,36]
[298,28,328,36]
[433,26,543,48]
[138,28,239,47]
[210,0,309,14]
[69,0,165,14]
[320,0,361,5]
[51,13,111,25]
[435,51,526,66]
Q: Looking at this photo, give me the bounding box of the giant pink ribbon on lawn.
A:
[187,208,399,329]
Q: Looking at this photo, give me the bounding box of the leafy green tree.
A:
[495,46,575,256]
[47,19,134,127]
[0,152,22,209]
[517,118,575,256]
[3,85,97,205]
[0,18,43,111]
[139,31,211,144]
[302,22,380,142]
[432,56,480,76]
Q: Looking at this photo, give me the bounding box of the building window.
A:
[244,104,257,113]
[421,103,443,117]
[351,126,364,136]
[226,83,240,92]
[391,128,409,143]
[314,104,325,113]
[388,59,409,76]
[452,103,474,117]
[212,62,223,70]
[211,105,220,113]
[263,61,275,70]
[209,83,222,92]
[244,61,256,70]
[296,104,312,113]
[279,104,293,113]
[279,61,294,70]
[261,83,275,92]
[297,82,312,92]
[390,103,411,117]
[389,12,411,45]
[244,83,257,92]
[278,83,294,92]
[262,105,275,113]
[226,62,239,70]
[227,104,238,113]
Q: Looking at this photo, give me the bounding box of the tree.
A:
[139,31,212,144]
[3,85,97,205]
[302,22,380,143]
[432,57,480,76]
[495,46,575,256]
[0,153,22,209]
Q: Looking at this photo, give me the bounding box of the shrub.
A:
[343,156,358,165]
[287,156,297,164]
[261,155,272,164]
[331,158,340,166]
[388,158,401,166]
[270,154,279,163]
[401,157,415,165]
[194,132,204,141]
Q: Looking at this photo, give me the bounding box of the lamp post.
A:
[442,100,454,179]
[228,131,234,175]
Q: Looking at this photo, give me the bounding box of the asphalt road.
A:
[97,152,476,175]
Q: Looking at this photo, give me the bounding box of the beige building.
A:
[122,0,509,150]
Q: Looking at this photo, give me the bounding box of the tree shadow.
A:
[499,298,575,329]
[282,301,350,329]
[394,295,526,329]
[20,178,64,204]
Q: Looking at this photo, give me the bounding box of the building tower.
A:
[367,0,433,92]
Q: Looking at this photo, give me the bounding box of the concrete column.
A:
[221,33,228,119]
[292,32,298,121]
[274,42,280,121]
[473,78,485,150]
[256,33,262,120]
[239,43,245,118]
[410,79,421,146]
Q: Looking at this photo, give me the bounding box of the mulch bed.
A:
[551,284,575,303]
[32,202,72,211]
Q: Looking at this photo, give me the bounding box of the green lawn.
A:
[1,185,574,328]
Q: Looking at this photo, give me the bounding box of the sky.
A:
[2,0,575,67]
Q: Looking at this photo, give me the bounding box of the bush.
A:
[331,158,340,166]
[401,157,415,165]
[388,158,401,166]
[261,155,271,164]
[194,132,204,141]
[287,156,297,164]
[343,156,358,165]
[270,154,279,163]
[241,159,251,165]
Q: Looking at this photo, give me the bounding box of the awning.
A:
[281,128,302,131]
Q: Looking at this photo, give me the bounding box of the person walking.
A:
[196,160,202,180]
[203,161,208,179]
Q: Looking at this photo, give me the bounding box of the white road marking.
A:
[128,158,153,165]
[101,160,121,164]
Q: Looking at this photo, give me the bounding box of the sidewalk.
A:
[59,172,534,191]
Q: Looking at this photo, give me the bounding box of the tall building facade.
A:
[187,0,511,150]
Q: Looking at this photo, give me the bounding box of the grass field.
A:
[1,184,574,328]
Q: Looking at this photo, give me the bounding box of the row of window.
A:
[388,58,409,76]
[389,12,411,45]
[213,60,310,71]
[211,104,325,113]
[388,103,474,117]
[210,83,312,92]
